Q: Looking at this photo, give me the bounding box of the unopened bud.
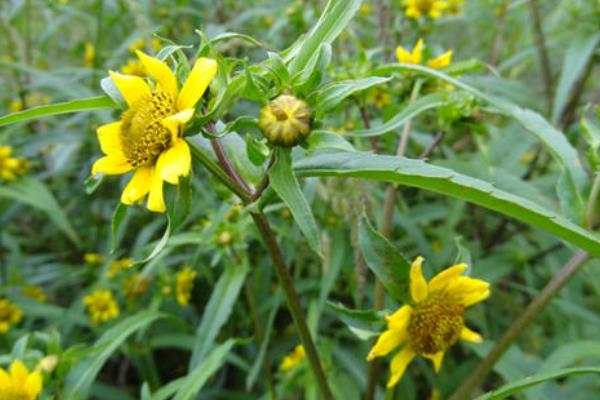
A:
[258,95,312,147]
[36,355,59,373]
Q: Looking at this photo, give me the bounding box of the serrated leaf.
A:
[269,148,322,255]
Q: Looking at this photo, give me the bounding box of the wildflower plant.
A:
[2,0,600,399]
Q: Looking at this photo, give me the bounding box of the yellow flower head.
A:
[107,257,134,278]
[123,273,151,299]
[258,95,313,147]
[0,299,23,333]
[359,3,372,16]
[367,256,490,388]
[83,290,119,324]
[176,267,197,306]
[92,51,217,212]
[0,146,29,181]
[21,286,47,303]
[84,42,95,67]
[84,252,105,265]
[396,38,453,69]
[403,0,448,19]
[120,59,146,77]
[0,360,42,400]
[371,91,391,109]
[280,345,305,371]
[128,38,146,53]
[447,0,464,15]
[9,99,23,113]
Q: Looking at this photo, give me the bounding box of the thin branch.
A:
[527,0,553,115]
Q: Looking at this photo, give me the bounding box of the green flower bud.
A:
[258,95,312,147]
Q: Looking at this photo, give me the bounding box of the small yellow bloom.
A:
[370,91,391,109]
[359,3,372,16]
[92,51,217,212]
[36,355,59,374]
[9,99,23,113]
[280,345,305,371]
[107,257,134,278]
[84,252,105,265]
[0,299,22,333]
[21,286,47,302]
[151,38,162,52]
[264,15,274,27]
[396,38,452,69]
[123,273,151,299]
[120,59,146,77]
[218,231,232,245]
[0,146,29,181]
[447,0,464,15]
[367,256,490,388]
[176,267,197,306]
[403,0,448,19]
[0,359,42,400]
[128,38,146,53]
[83,290,119,324]
[84,42,95,67]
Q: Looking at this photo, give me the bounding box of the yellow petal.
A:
[410,256,428,303]
[462,287,491,307]
[386,347,415,388]
[0,368,11,387]
[425,351,445,372]
[412,38,424,65]
[92,155,133,176]
[161,108,194,140]
[449,277,491,306]
[109,71,151,107]
[396,46,414,64]
[367,328,408,361]
[96,121,123,156]
[177,57,217,111]
[385,305,412,330]
[10,360,28,389]
[121,166,153,204]
[25,371,42,399]
[156,139,191,184]
[147,168,166,212]
[135,50,177,98]
[428,263,468,292]
[427,50,453,69]
[460,326,483,343]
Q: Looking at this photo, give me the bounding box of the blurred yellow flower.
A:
[403,0,448,19]
[447,0,464,15]
[21,286,47,302]
[0,146,29,181]
[264,15,274,27]
[107,257,134,278]
[36,355,59,374]
[123,273,151,299]
[84,42,95,67]
[83,290,119,324]
[128,38,146,53]
[176,267,197,306]
[0,359,42,400]
[9,99,23,113]
[151,38,162,52]
[120,59,146,77]
[280,345,305,371]
[367,256,490,387]
[0,299,22,333]
[396,38,452,69]
[84,252,105,265]
[218,231,232,245]
[359,3,372,16]
[91,51,217,212]
[370,91,391,109]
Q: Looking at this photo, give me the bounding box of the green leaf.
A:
[307,131,356,153]
[269,148,322,255]
[358,216,411,303]
[209,31,265,47]
[64,311,165,400]
[294,151,600,256]
[475,367,600,400]
[293,43,332,95]
[552,33,600,125]
[288,0,361,76]
[377,64,587,191]
[0,96,117,127]
[313,76,392,113]
[0,177,80,245]
[343,93,446,137]
[111,203,128,253]
[189,263,249,368]
[246,133,271,166]
[267,51,290,88]
[173,339,237,400]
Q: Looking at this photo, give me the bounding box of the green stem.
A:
[448,249,590,400]
[585,172,600,229]
[527,0,553,115]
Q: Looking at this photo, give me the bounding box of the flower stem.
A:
[527,0,553,115]
[448,249,590,400]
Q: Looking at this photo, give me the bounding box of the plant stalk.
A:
[527,0,553,115]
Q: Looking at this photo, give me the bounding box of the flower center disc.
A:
[120,92,174,167]
[408,293,464,355]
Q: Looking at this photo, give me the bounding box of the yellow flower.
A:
[123,273,151,299]
[258,95,313,147]
[107,257,134,278]
[9,99,23,113]
[0,146,28,181]
[367,256,490,388]
[91,51,217,212]
[0,360,42,400]
[396,38,452,69]
[84,42,95,67]
[0,299,22,333]
[264,15,274,27]
[128,38,146,53]
[359,4,372,16]
[120,59,146,77]
[83,290,119,324]
[370,91,391,109]
[35,355,59,374]
[151,38,162,52]
[84,252,105,265]
[176,267,197,306]
[403,0,448,19]
[21,286,47,302]
[280,345,305,371]
[447,0,464,15]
